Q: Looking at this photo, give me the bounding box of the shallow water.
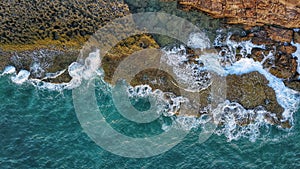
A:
[1,76,300,168]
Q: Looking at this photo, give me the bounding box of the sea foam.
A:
[161,45,212,92]
[11,70,30,84]
[1,66,16,76]
[210,31,300,141]
[1,50,102,91]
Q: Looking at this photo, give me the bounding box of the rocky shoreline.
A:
[178,0,300,28]
[0,0,299,128]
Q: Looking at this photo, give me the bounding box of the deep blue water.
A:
[1,76,300,169]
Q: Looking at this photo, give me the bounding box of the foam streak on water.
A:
[1,50,102,91]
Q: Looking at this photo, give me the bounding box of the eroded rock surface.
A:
[178,0,300,28]
[0,0,130,45]
[226,71,284,118]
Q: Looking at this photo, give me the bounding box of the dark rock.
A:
[285,80,300,91]
[52,31,59,40]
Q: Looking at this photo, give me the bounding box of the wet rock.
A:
[294,31,300,43]
[269,52,298,79]
[6,49,78,82]
[216,27,299,80]
[278,45,297,54]
[265,26,294,43]
[124,0,222,44]
[226,71,284,118]
[0,0,133,82]
[285,80,300,91]
[102,34,160,83]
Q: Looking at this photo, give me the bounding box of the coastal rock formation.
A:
[102,34,160,83]
[226,71,284,118]
[218,26,299,80]
[0,0,131,78]
[178,0,300,28]
[0,0,130,45]
[0,0,159,82]
[0,0,297,129]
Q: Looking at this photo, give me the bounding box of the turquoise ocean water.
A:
[1,75,300,169]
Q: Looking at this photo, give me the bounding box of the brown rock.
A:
[285,80,300,91]
[265,26,294,43]
[278,45,297,54]
[226,71,284,118]
[102,34,160,83]
[268,52,298,79]
[217,26,298,80]
[294,31,300,43]
[178,0,300,28]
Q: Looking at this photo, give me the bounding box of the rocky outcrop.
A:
[226,71,284,118]
[0,0,151,82]
[0,0,131,77]
[0,0,130,46]
[178,0,300,28]
[0,0,297,129]
[102,34,160,83]
[219,26,299,80]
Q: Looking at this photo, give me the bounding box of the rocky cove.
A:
[0,0,300,130]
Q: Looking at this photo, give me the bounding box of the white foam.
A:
[213,100,274,142]
[42,69,66,80]
[126,83,188,117]
[225,58,299,122]
[214,32,299,124]
[29,79,69,91]
[5,49,102,91]
[162,45,188,65]
[66,49,102,89]
[1,66,16,75]
[127,84,153,98]
[211,31,300,141]
[174,116,202,131]
[161,45,213,91]
[30,62,45,78]
[83,50,101,80]
[195,53,226,75]
[214,33,265,65]
[187,32,211,50]
[11,70,30,84]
